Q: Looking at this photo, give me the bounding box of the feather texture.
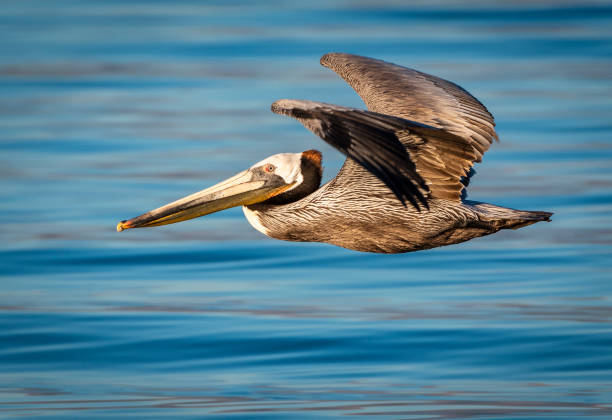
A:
[319,52,498,200]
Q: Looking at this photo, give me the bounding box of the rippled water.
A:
[1,1,611,418]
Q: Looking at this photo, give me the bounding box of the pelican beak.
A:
[117,169,294,232]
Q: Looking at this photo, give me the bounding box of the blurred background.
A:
[1,1,611,418]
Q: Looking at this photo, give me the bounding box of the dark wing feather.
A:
[320,52,498,200]
[271,99,478,210]
[271,99,432,210]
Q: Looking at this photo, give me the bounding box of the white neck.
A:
[242,206,270,236]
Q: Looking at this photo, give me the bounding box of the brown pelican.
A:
[117,53,552,253]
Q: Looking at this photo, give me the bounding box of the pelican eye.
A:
[263,163,275,173]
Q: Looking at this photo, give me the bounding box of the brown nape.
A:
[263,150,323,205]
[301,149,322,167]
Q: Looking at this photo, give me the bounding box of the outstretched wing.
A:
[320,52,498,200]
[271,99,477,210]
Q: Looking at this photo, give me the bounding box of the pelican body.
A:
[117,53,552,253]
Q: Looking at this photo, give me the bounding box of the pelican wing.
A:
[320,52,498,200]
[271,99,477,210]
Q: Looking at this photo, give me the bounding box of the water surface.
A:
[1,1,611,418]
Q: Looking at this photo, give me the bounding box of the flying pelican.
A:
[117,53,552,253]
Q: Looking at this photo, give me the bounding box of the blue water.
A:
[1,1,612,418]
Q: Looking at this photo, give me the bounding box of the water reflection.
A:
[2,384,611,418]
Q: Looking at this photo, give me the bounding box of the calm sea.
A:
[1,1,611,418]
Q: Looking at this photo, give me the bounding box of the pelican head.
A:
[116,150,322,231]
